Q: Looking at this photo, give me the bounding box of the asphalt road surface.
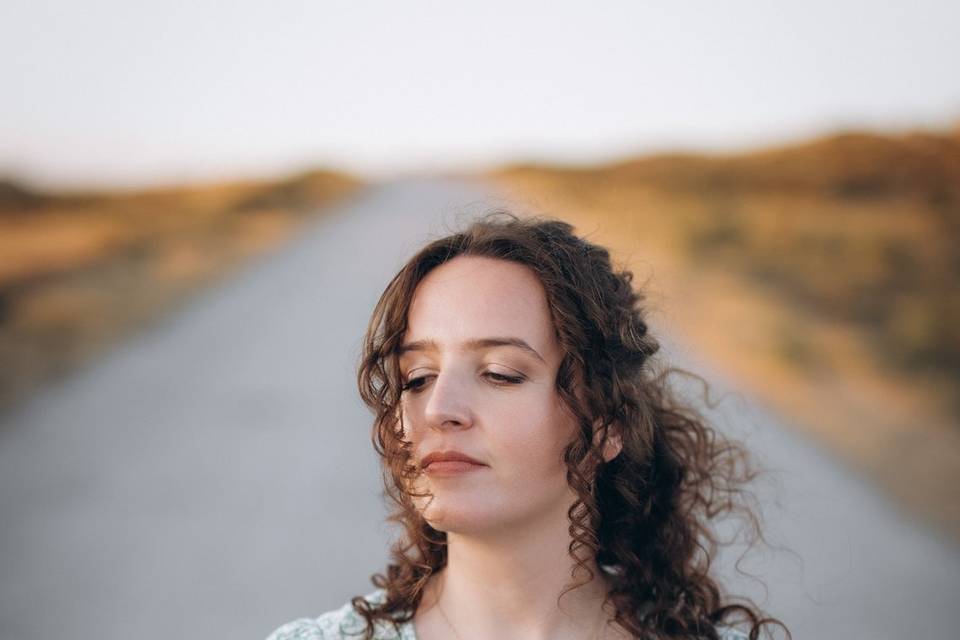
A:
[1,180,957,639]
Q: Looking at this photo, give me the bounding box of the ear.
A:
[593,420,623,463]
[603,424,623,462]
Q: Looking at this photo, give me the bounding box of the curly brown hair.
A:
[352,210,789,639]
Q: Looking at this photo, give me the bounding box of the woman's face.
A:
[398,255,579,536]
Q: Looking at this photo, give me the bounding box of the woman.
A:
[266,212,788,639]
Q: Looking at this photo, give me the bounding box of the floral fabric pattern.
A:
[265,589,749,640]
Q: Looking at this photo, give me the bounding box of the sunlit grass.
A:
[0,170,360,410]
[491,126,960,538]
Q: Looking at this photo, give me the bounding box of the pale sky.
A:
[3,0,959,189]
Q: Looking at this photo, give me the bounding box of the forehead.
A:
[404,255,557,354]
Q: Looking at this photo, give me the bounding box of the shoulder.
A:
[264,589,411,640]
[716,626,750,640]
[263,617,327,640]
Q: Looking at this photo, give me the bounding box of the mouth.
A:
[420,450,487,476]
[423,460,486,476]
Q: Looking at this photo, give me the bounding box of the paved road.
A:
[1,180,957,639]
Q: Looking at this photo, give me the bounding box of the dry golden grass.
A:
[0,170,360,410]
[490,126,960,539]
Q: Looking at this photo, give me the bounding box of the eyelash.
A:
[400,371,525,393]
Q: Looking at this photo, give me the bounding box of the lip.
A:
[421,450,487,476]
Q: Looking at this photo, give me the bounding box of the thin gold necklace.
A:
[435,597,464,640]
[435,595,608,640]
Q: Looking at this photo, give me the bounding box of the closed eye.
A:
[485,372,525,385]
[401,375,431,392]
[400,372,525,393]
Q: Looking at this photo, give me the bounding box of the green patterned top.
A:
[265,589,749,639]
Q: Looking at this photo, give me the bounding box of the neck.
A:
[422,506,612,640]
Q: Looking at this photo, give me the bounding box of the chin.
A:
[419,499,506,534]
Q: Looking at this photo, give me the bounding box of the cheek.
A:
[493,402,575,479]
[397,400,422,443]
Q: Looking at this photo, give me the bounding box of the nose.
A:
[422,369,474,431]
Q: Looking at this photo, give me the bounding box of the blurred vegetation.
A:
[0,169,360,410]
[497,129,960,404]
[493,126,960,538]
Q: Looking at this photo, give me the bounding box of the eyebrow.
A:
[398,336,546,364]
